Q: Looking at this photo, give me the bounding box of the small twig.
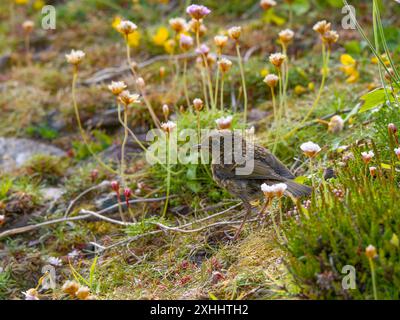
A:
[0,196,169,240]
[80,209,130,226]
[64,180,111,218]
[0,215,92,240]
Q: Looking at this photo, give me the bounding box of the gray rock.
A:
[0,137,66,171]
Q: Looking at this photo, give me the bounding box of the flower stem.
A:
[71,70,117,174]
[162,133,171,218]
[183,57,191,111]
[120,105,129,185]
[284,45,329,140]
[220,74,225,111]
[236,43,248,124]
[214,53,221,109]
[368,257,378,300]
[125,40,160,129]
[272,69,283,154]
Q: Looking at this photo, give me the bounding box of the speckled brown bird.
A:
[200,130,311,239]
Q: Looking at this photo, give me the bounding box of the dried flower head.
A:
[195,43,210,56]
[214,35,228,50]
[0,214,5,226]
[263,74,279,88]
[228,26,242,41]
[179,34,194,51]
[313,20,331,35]
[193,98,204,111]
[260,0,277,10]
[108,81,127,96]
[269,53,286,68]
[76,286,90,300]
[62,280,80,296]
[279,29,294,45]
[136,77,146,89]
[261,183,287,199]
[300,141,321,158]
[22,20,34,33]
[328,115,344,133]
[169,17,187,34]
[159,66,166,78]
[369,166,377,177]
[186,4,211,20]
[361,151,374,164]
[117,20,138,36]
[365,244,377,259]
[161,121,177,133]
[218,58,232,73]
[118,91,140,106]
[207,53,217,67]
[162,104,170,119]
[385,68,395,81]
[22,288,39,300]
[215,115,233,130]
[322,30,339,46]
[65,49,85,66]
[388,123,397,135]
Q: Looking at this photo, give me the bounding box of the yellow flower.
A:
[340,54,356,66]
[33,0,45,10]
[152,26,169,46]
[260,68,269,77]
[346,70,359,83]
[127,31,141,47]
[294,85,307,95]
[371,54,390,66]
[112,16,122,31]
[339,54,358,83]
[15,0,29,5]
[164,39,176,54]
[308,82,315,91]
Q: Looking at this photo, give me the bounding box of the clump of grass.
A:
[23,154,69,184]
[283,145,400,299]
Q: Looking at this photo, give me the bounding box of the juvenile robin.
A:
[199,130,311,240]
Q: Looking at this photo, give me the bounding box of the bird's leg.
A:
[232,202,252,241]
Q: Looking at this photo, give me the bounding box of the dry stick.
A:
[0,197,169,240]
[91,202,243,252]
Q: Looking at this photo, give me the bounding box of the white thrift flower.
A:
[108,81,127,96]
[161,121,177,133]
[65,49,85,65]
[0,214,5,225]
[215,115,233,130]
[261,183,287,199]
[300,141,321,158]
[361,151,374,164]
[117,20,137,35]
[47,256,62,266]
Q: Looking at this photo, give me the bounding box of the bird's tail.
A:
[284,180,312,198]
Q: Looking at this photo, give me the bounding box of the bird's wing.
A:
[256,150,295,179]
[223,160,287,181]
